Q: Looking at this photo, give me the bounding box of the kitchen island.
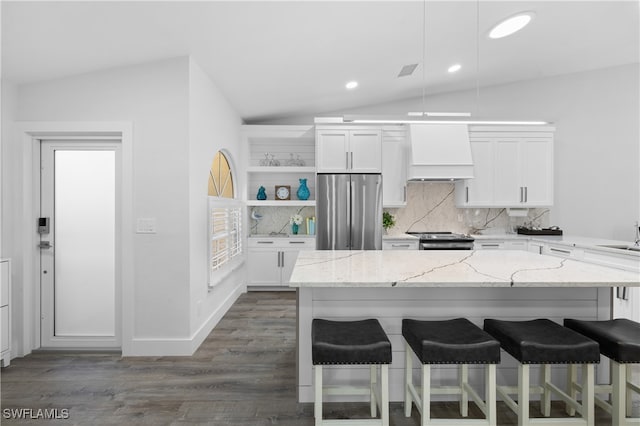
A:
[289,250,640,402]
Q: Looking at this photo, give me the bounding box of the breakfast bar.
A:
[289,250,640,403]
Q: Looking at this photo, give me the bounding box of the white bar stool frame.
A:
[314,363,389,426]
[404,340,497,426]
[497,362,595,426]
[567,360,639,426]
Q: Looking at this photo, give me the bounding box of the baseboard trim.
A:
[189,283,245,354]
[128,283,245,356]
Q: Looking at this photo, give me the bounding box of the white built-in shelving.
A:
[243,125,316,207]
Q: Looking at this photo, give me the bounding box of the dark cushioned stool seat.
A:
[484,318,600,364]
[312,319,392,365]
[403,318,500,364]
[564,318,640,363]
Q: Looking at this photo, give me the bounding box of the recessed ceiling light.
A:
[447,64,462,73]
[488,11,535,39]
[345,81,358,90]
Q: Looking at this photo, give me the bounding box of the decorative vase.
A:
[297,178,310,200]
[291,223,299,235]
[256,186,267,200]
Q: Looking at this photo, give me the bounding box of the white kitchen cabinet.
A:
[458,138,494,206]
[0,259,10,367]
[543,243,583,259]
[474,239,528,251]
[382,126,407,207]
[316,126,381,173]
[456,126,554,208]
[494,137,553,207]
[382,238,419,250]
[528,241,545,255]
[247,237,315,288]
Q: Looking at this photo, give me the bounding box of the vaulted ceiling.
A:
[2,1,638,122]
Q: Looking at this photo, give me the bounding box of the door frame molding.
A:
[15,121,134,356]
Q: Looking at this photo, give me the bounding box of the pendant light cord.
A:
[421,0,426,115]
[475,0,480,117]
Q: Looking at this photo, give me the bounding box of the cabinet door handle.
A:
[289,241,305,244]
[346,152,349,170]
[352,133,376,136]
[350,152,353,169]
[391,244,410,248]
[404,186,407,202]
[257,241,274,244]
[520,187,524,203]
[481,243,501,248]
[550,247,571,255]
[466,187,469,203]
[525,186,528,202]
[280,252,285,268]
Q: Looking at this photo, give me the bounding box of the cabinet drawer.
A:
[1,306,8,353]
[474,240,528,251]
[474,241,504,250]
[504,241,528,250]
[382,240,418,250]
[543,244,582,259]
[248,238,316,249]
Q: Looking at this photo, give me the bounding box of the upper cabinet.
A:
[382,125,408,207]
[316,126,382,173]
[455,126,554,208]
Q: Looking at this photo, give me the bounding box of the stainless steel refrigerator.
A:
[316,174,383,250]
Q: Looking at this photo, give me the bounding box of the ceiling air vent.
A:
[398,63,418,78]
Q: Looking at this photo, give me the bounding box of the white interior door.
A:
[40,140,121,349]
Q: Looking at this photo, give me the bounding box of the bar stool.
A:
[403,318,501,425]
[312,318,392,426]
[564,318,640,426]
[484,318,600,426]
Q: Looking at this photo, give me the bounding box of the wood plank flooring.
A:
[0,291,620,425]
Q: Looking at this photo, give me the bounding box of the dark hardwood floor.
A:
[0,292,614,425]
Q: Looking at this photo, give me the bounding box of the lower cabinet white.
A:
[474,239,528,251]
[1,259,11,367]
[528,241,545,255]
[248,237,315,288]
[382,238,419,250]
[543,243,583,259]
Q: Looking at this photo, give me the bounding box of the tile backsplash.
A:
[384,182,550,236]
[249,206,316,236]
[249,182,550,236]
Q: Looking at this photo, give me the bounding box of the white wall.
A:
[263,64,640,241]
[1,81,19,352]
[187,58,246,346]
[4,56,245,356]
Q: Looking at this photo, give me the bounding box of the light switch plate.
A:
[136,218,157,234]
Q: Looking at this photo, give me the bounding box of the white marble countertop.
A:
[288,250,640,288]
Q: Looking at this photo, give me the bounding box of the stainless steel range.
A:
[406,232,475,250]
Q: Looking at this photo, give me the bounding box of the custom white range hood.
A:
[407,124,474,181]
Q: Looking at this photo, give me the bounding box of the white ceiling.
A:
[2,1,639,123]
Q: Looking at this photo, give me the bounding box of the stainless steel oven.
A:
[405,232,475,250]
